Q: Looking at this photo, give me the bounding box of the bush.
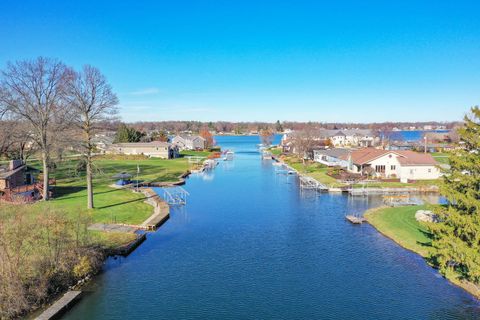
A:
[0,206,104,319]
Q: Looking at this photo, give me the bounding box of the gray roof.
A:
[174,134,206,141]
[317,129,374,138]
[111,141,171,148]
[0,164,25,179]
[313,148,351,158]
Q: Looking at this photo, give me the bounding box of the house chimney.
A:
[9,159,23,170]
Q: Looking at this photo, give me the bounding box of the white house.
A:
[321,129,377,147]
[171,135,206,150]
[313,148,351,167]
[107,141,179,159]
[346,148,440,182]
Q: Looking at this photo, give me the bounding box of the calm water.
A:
[392,130,450,142]
[64,135,478,319]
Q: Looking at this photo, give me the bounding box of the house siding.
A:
[399,165,440,182]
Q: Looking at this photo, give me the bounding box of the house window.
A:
[375,165,386,173]
[391,165,396,170]
[428,169,432,173]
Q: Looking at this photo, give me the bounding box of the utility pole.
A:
[136,164,140,192]
[424,136,427,154]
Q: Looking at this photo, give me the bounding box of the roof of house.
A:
[348,148,388,165]
[316,129,375,139]
[0,164,26,179]
[173,134,206,141]
[314,148,351,159]
[394,150,438,166]
[347,148,438,166]
[111,141,172,148]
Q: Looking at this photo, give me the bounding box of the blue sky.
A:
[1,1,479,122]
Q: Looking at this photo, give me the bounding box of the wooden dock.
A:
[345,215,366,224]
[141,188,170,230]
[35,291,82,320]
[299,175,328,191]
[349,186,439,196]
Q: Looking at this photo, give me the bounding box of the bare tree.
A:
[66,65,118,209]
[259,128,274,146]
[291,125,320,161]
[0,57,71,200]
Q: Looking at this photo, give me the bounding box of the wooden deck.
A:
[35,291,82,320]
[345,215,366,224]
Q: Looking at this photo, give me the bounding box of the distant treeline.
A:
[98,120,460,133]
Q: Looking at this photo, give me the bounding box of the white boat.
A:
[225,151,234,161]
[262,151,272,160]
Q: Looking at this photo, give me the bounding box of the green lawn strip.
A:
[268,147,282,156]
[180,150,214,157]
[364,205,433,257]
[431,152,450,164]
[89,230,138,250]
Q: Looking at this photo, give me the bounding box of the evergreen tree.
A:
[275,120,283,133]
[430,106,480,283]
[114,124,144,143]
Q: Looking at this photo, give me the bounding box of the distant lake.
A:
[391,130,450,142]
[64,135,478,320]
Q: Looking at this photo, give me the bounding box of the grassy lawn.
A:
[0,155,193,248]
[283,157,344,187]
[432,152,450,165]
[268,147,282,156]
[27,156,191,225]
[364,205,433,257]
[180,150,213,157]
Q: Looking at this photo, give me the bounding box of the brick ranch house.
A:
[344,148,440,183]
[0,160,42,202]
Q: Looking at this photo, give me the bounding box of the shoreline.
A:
[34,170,192,319]
[364,207,480,300]
[274,156,439,195]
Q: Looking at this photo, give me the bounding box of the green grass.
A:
[432,152,450,165]
[26,156,191,225]
[283,157,344,187]
[180,150,213,157]
[365,205,433,257]
[365,205,480,298]
[2,155,193,248]
[268,147,282,156]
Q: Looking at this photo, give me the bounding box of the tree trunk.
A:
[86,155,94,209]
[42,151,49,200]
[86,129,94,209]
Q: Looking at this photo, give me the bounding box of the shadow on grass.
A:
[416,228,436,263]
[54,186,87,198]
[54,186,119,200]
[96,197,145,210]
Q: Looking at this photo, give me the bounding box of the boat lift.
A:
[299,175,328,191]
[161,187,190,205]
